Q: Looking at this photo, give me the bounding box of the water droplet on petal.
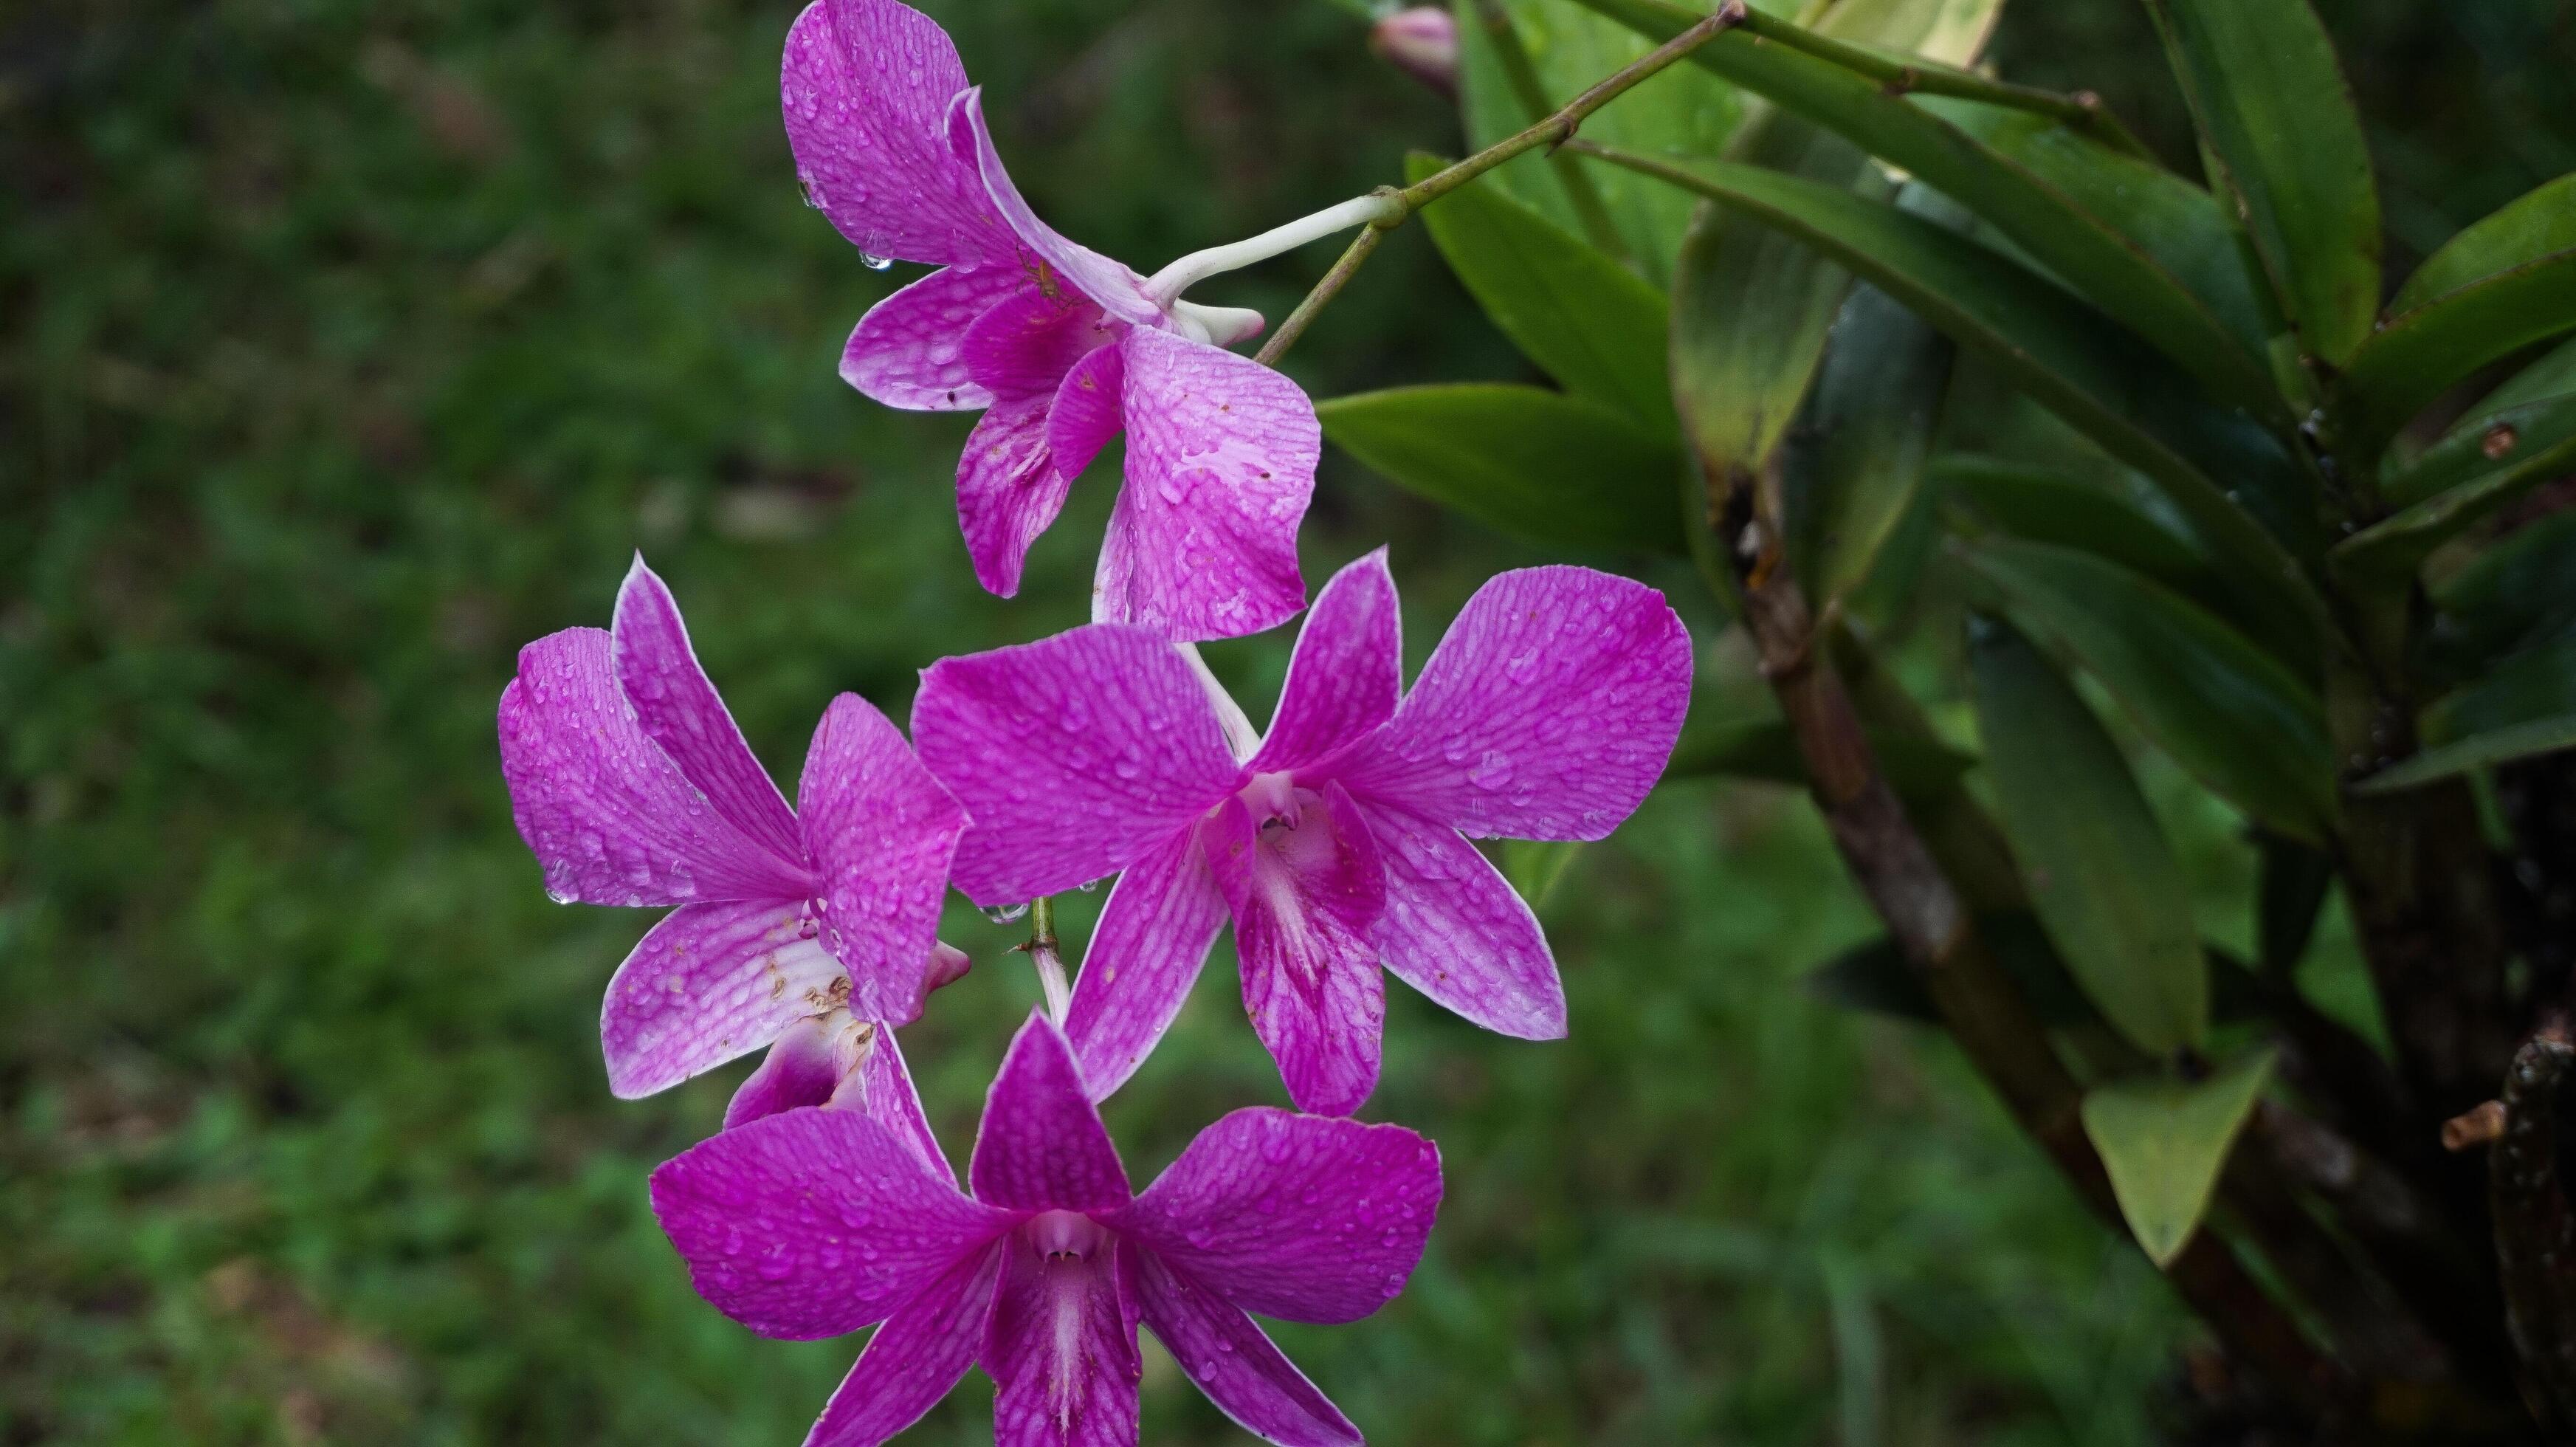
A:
[984,903,1030,925]
[1470,750,1514,788]
[858,251,894,272]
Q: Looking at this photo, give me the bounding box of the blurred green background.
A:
[4,1,2566,1443]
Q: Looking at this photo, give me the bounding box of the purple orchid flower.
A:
[652,1011,1441,1447]
[784,0,1322,643]
[497,557,969,1132]
[909,553,1694,1115]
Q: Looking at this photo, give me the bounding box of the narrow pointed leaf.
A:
[2341,248,2576,457]
[1805,0,2002,67]
[2392,173,2576,316]
[2354,715,2576,797]
[1566,0,2282,414]
[1405,151,1676,432]
[2081,1048,2278,1267]
[1785,265,1956,611]
[1969,617,2208,1054]
[2386,395,2576,509]
[1318,384,1684,554]
[2467,335,2576,421]
[2144,0,2379,365]
[2426,628,2576,746]
[1957,538,2334,842]
[2427,511,2576,676]
[2332,403,2576,584]
[2255,836,2332,976]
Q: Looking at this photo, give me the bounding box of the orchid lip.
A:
[1026,1208,1108,1260]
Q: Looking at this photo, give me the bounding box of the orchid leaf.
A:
[2332,402,2576,585]
[2467,334,2576,421]
[2386,395,2576,510]
[2426,628,2576,747]
[2081,1048,2278,1268]
[1317,384,1684,554]
[1405,151,1676,432]
[1968,616,2209,1055]
[2427,511,2576,679]
[2256,836,2332,977]
[1783,267,1955,613]
[2391,172,2576,316]
[1564,0,2282,415]
[2354,715,2576,797]
[1956,538,2335,842]
[2143,0,2379,367]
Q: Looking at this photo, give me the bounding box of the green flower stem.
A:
[1470,0,1633,264]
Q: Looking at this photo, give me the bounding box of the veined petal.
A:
[611,559,807,871]
[500,628,813,907]
[602,899,844,1098]
[650,1107,1018,1339]
[1094,326,1316,642]
[1047,344,1126,484]
[1125,1250,1359,1447]
[1205,783,1387,1117]
[983,1234,1141,1447]
[858,1022,956,1187]
[1062,828,1229,1102]
[913,625,1240,905]
[1335,567,1691,840]
[956,396,1074,600]
[797,692,968,1026]
[1109,1107,1442,1325]
[842,265,1033,410]
[807,1244,1004,1447]
[970,1012,1132,1214]
[945,89,1158,324]
[1351,800,1565,1040]
[962,290,1117,403]
[783,0,1010,268]
[1247,549,1401,774]
[723,1011,850,1129]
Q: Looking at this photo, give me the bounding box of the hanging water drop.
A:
[984,902,1030,924]
[858,251,894,272]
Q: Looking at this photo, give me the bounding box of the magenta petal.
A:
[650,1107,1017,1339]
[956,396,1074,599]
[602,899,841,1098]
[913,625,1241,905]
[796,692,968,1026]
[1126,1250,1360,1447]
[500,629,813,907]
[856,1023,957,1187]
[842,266,1034,410]
[807,1244,1005,1447]
[723,1013,847,1129]
[1205,783,1388,1117]
[1335,567,1692,840]
[944,89,1158,324]
[611,559,807,870]
[962,290,1117,402]
[1248,549,1401,774]
[782,0,1009,268]
[1062,829,1229,1103]
[1109,1107,1442,1325]
[1351,800,1566,1040]
[970,1013,1132,1213]
[1047,343,1126,484]
[984,1235,1142,1447]
[1094,326,1317,642]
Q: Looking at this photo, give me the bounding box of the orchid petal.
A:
[609,560,807,872]
[796,692,968,1026]
[944,89,1158,324]
[962,289,1117,402]
[914,625,1239,904]
[1110,1107,1442,1325]
[969,1012,1132,1213]
[1094,326,1316,642]
[1047,343,1126,484]
[807,1244,1005,1447]
[1335,567,1691,840]
[984,1236,1142,1447]
[1247,549,1401,774]
[602,898,842,1098]
[650,1107,1016,1339]
[1126,1250,1360,1447]
[955,396,1075,600]
[500,630,814,907]
[842,265,1033,410]
[1351,800,1566,1040]
[856,1022,956,1187]
[783,0,1010,269]
[723,1011,850,1129]
[1205,782,1388,1117]
[1061,828,1229,1103]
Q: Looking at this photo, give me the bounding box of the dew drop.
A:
[1469,750,1515,788]
[984,902,1030,924]
[858,252,895,271]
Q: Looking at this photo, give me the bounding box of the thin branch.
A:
[1253,220,1391,368]
[2493,1037,2576,1432]
[1469,0,1632,262]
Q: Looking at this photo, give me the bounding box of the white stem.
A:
[1143,193,1403,304]
[1175,642,1261,762]
[1030,942,1071,1025]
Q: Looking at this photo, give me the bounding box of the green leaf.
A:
[1405,151,1676,433]
[1565,0,2283,415]
[1805,0,2002,65]
[2144,0,2380,366]
[1317,384,1684,554]
[1940,458,2220,598]
[2255,836,2332,976]
[1957,538,2334,842]
[2353,715,2576,797]
[1784,269,1955,611]
[1968,616,2209,1054]
[2468,334,2576,419]
[1500,838,1585,907]
[2340,247,2576,458]
[2427,510,2576,677]
[2332,399,2576,583]
[2391,172,2576,316]
[2081,1047,2278,1267]
[2426,626,2576,746]
[1662,716,1976,797]
[1586,148,2327,637]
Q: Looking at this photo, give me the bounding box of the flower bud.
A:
[1371,7,1459,99]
